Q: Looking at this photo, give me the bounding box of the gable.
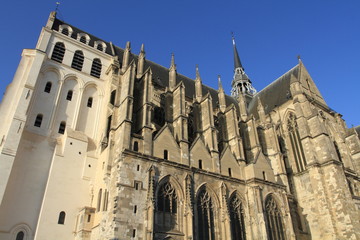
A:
[153,125,180,162]
[190,136,212,171]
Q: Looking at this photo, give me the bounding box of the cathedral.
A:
[0,11,359,240]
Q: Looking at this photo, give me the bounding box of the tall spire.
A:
[232,36,243,70]
[169,53,176,90]
[230,35,256,99]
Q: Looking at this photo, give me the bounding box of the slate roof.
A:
[248,65,299,118]
[51,17,238,110]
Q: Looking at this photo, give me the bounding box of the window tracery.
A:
[287,113,306,172]
[197,188,215,240]
[229,195,246,240]
[156,182,178,231]
[265,196,286,240]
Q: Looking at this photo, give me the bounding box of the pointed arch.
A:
[286,112,306,172]
[155,175,183,232]
[264,194,286,240]
[196,184,216,240]
[228,191,246,240]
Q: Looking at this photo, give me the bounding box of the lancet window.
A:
[156,182,178,231]
[287,113,306,172]
[197,188,215,240]
[71,50,84,71]
[229,195,246,240]
[90,58,102,78]
[265,195,286,240]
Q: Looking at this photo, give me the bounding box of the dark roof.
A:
[248,64,299,118]
[51,16,239,111]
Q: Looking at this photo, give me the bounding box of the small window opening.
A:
[87,214,91,222]
[16,231,24,240]
[132,229,136,238]
[80,36,87,44]
[137,165,140,171]
[228,168,232,177]
[58,121,66,134]
[34,114,43,127]
[110,90,116,105]
[61,28,69,36]
[134,205,137,214]
[51,42,65,63]
[199,159,203,169]
[90,58,102,78]
[135,182,139,190]
[97,44,103,51]
[106,115,112,138]
[262,171,266,180]
[66,90,73,101]
[133,141,139,152]
[71,50,84,71]
[163,150,168,160]
[58,211,66,224]
[97,189,102,212]
[87,97,93,108]
[44,82,52,93]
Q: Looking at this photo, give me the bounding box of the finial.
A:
[196,64,201,80]
[231,31,235,45]
[140,43,145,53]
[297,55,302,62]
[170,53,175,66]
[126,41,131,49]
[218,75,224,91]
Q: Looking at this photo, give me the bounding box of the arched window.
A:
[51,42,65,63]
[287,113,306,172]
[97,44,103,51]
[229,195,246,240]
[97,188,102,212]
[61,28,69,36]
[90,58,102,78]
[71,50,84,71]
[66,90,73,101]
[87,97,93,108]
[34,114,43,127]
[80,36,87,44]
[197,188,215,240]
[58,211,66,224]
[265,195,286,240]
[44,82,52,93]
[58,121,66,134]
[156,182,178,231]
[16,231,24,240]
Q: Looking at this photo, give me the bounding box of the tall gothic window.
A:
[197,188,215,240]
[287,113,306,172]
[229,195,246,240]
[156,182,178,231]
[265,195,286,240]
[51,42,65,63]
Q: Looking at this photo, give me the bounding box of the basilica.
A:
[0,11,359,240]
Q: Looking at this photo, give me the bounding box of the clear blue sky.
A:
[1,0,359,127]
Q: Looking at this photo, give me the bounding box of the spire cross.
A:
[55,2,60,12]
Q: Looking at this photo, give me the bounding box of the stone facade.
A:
[0,12,359,240]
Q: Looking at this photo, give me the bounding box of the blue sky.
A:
[0,0,359,127]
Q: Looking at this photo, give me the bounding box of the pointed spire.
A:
[122,41,131,72]
[230,34,256,99]
[232,35,243,70]
[218,75,224,92]
[218,75,226,113]
[195,64,202,102]
[195,64,201,80]
[137,43,145,78]
[169,53,177,91]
